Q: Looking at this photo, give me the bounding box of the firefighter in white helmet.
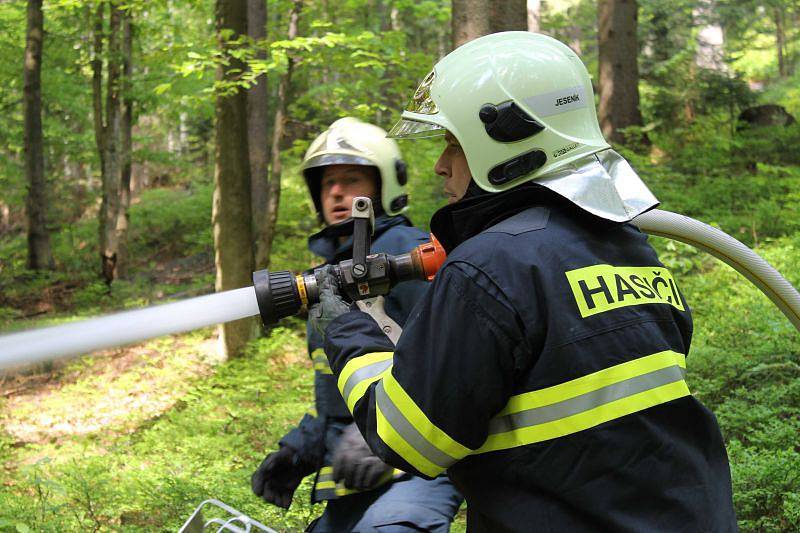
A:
[312,33,737,531]
[251,118,462,531]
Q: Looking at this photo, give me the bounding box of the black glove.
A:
[308,265,351,340]
[332,423,393,491]
[251,445,304,509]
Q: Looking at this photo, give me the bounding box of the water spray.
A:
[0,197,446,371]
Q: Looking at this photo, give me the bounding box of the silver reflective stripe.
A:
[488,365,686,435]
[315,488,336,500]
[376,381,458,470]
[317,472,333,483]
[341,359,393,402]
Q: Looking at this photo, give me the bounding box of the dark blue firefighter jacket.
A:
[324,186,738,532]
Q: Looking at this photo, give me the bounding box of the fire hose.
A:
[0,200,798,371]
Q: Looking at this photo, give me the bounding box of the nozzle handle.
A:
[351,197,374,279]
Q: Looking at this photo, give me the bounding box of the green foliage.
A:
[761,68,800,115]
[674,232,800,530]
[0,325,324,531]
[620,118,800,247]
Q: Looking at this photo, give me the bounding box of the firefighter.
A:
[250,118,462,532]
[311,33,738,531]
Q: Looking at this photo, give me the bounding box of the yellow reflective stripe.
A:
[314,466,404,498]
[380,372,472,465]
[479,380,689,453]
[376,400,444,478]
[337,352,393,398]
[314,361,333,374]
[477,350,690,454]
[311,348,333,374]
[565,264,685,318]
[499,350,686,416]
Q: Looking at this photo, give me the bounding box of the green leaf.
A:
[153,83,172,95]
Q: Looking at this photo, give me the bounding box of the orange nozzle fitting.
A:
[412,234,447,281]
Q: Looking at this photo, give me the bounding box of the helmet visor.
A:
[387,118,446,139]
[303,153,373,170]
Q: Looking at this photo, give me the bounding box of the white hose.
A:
[633,209,800,332]
[0,287,261,370]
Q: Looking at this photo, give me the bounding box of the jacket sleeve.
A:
[324,260,528,478]
[278,412,326,475]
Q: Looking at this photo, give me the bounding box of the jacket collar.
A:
[308,213,413,263]
[430,184,574,253]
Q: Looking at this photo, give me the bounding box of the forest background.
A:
[1,0,799,530]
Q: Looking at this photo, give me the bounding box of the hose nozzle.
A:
[252,234,446,327]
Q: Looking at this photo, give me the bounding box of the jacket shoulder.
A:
[447,207,551,266]
[372,222,430,255]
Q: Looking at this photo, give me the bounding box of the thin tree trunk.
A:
[774,7,786,78]
[23,0,54,270]
[597,0,648,146]
[527,0,541,32]
[213,0,255,359]
[117,9,133,278]
[248,0,270,270]
[390,4,401,31]
[261,0,302,269]
[99,4,123,284]
[91,2,105,172]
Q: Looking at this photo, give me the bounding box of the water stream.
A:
[0,287,260,370]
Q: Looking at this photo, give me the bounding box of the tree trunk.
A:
[527,0,541,32]
[452,0,526,48]
[213,0,255,359]
[774,7,786,78]
[597,0,648,146]
[92,2,105,173]
[452,0,491,48]
[390,4,401,31]
[491,0,526,32]
[261,0,302,269]
[99,4,123,284]
[23,0,54,270]
[117,9,133,279]
[248,0,270,270]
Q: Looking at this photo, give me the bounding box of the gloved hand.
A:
[309,265,351,339]
[332,423,393,491]
[251,445,304,509]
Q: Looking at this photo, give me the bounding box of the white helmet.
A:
[389,31,610,189]
[388,31,658,222]
[302,117,409,217]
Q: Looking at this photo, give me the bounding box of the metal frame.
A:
[179,499,278,533]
